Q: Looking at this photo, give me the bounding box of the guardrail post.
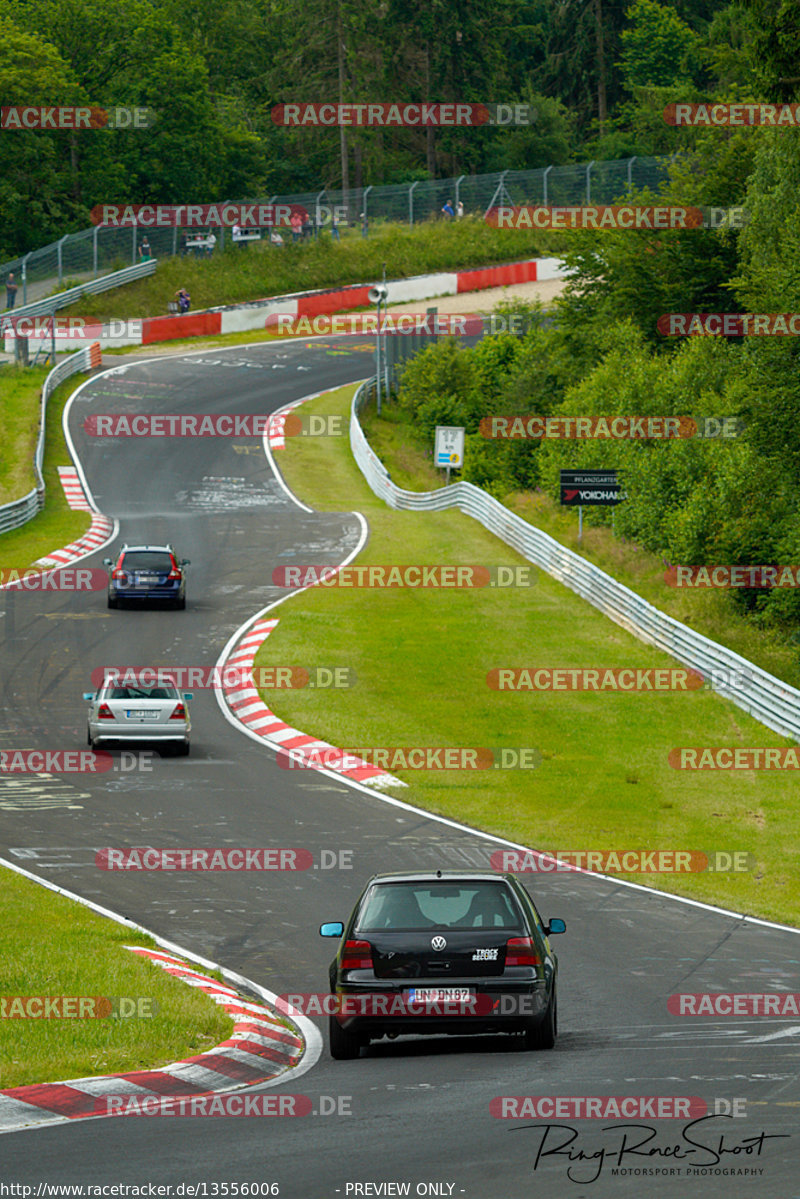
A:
[363,185,372,232]
[132,224,137,265]
[585,160,595,203]
[315,189,325,238]
[542,165,553,206]
[455,174,465,209]
[409,181,419,226]
[21,253,31,306]
[93,226,99,275]
[219,200,229,251]
[57,236,69,287]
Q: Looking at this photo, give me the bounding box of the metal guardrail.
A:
[0,344,99,535]
[0,259,156,333]
[350,380,800,742]
[0,154,672,305]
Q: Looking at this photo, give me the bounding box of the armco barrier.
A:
[350,380,800,742]
[131,255,566,348]
[0,343,101,535]
[141,310,224,345]
[0,259,156,337]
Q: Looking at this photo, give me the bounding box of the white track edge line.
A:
[0,856,322,1135]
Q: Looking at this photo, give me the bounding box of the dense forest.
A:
[392,0,800,631]
[0,0,770,257]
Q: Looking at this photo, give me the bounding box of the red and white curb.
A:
[57,465,91,511]
[33,467,114,569]
[0,947,303,1132]
[221,617,404,788]
[267,399,305,450]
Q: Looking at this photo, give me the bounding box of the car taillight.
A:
[169,703,186,720]
[167,568,182,580]
[505,937,540,967]
[112,569,127,580]
[98,703,115,720]
[341,939,372,970]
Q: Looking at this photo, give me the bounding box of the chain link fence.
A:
[0,155,673,310]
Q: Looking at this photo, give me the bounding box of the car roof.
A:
[363,870,517,885]
[119,544,175,553]
[101,672,178,683]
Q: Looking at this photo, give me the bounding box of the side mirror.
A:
[102,558,112,566]
[181,559,190,566]
[320,921,344,938]
[82,692,94,701]
[183,692,194,701]
[546,918,566,935]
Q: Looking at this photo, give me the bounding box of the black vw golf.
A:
[320,870,566,1059]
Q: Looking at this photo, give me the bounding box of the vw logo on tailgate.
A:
[431,936,447,951]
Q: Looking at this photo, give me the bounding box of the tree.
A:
[619,0,702,90]
[0,15,81,254]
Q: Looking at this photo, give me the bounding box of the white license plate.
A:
[136,575,160,585]
[127,710,152,719]
[407,988,474,1004]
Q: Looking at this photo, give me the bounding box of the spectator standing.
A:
[441,199,455,219]
[175,287,191,313]
[290,211,303,242]
[5,273,18,309]
[232,222,242,247]
[331,211,340,241]
[139,237,152,261]
[456,200,464,219]
[205,231,217,257]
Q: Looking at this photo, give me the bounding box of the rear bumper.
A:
[109,585,183,602]
[89,726,189,743]
[332,980,550,1036]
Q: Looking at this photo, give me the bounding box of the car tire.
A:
[522,984,557,1051]
[329,1015,362,1060]
[176,741,190,757]
[107,595,118,609]
[86,725,92,747]
[175,596,186,610]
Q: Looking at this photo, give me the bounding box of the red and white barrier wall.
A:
[3,257,567,353]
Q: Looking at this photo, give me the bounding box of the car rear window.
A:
[358,882,523,931]
[106,685,180,700]
[120,552,174,570]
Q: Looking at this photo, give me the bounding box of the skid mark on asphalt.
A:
[0,776,85,810]
[175,477,288,510]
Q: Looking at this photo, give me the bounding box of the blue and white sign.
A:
[435,425,465,468]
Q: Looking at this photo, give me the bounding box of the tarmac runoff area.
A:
[384,275,567,316]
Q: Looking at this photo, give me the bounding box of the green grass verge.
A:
[360,396,800,692]
[0,365,48,504]
[253,383,800,927]
[0,371,93,573]
[67,219,562,322]
[0,867,234,1088]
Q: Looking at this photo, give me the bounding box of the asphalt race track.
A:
[1,338,799,1198]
